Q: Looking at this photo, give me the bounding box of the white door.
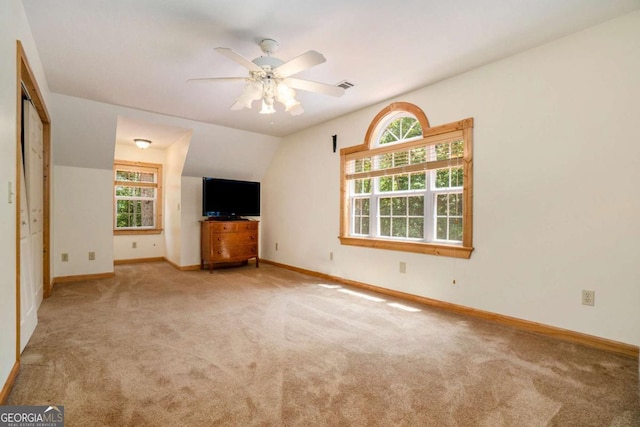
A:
[20,99,44,352]
[24,100,44,304]
[19,161,37,352]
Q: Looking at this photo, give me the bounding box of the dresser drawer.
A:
[211,244,257,260]
[211,230,257,246]
[207,220,258,233]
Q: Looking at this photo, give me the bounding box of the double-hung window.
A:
[340,102,474,259]
[113,160,163,235]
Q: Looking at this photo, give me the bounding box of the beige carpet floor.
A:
[7,262,640,426]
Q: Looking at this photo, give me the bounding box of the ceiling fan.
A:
[188,39,345,115]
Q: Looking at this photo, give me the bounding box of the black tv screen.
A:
[202,177,260,218]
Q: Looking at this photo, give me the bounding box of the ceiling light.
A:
[134,138,152,149]
[235,77,302,116]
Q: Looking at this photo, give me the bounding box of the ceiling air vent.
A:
[336,80,355,90]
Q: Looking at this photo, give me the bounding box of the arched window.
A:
[339,102,474,258]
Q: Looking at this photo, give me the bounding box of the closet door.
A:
[20,99,44,351]
[19,160,37,352]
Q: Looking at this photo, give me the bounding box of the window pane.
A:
[393,151,409,167]
[361,216,370,234]
[362,198,370,214]
[394,174,409,191]
[408,196,424,216]
[378,117,422,146]
[116,200,154,228]
[379,153,393,169]
[354,217,361,233]
[450,218,463,241]
[115,186,155,198]
[410,172,425,190]
[392,218,407,237]
[435,169,450,188]
[392,197,407,215]
[379,176,393,192]
[355,158,372,173]
[436,217,447,240]
[379,198,391,215]
[452,167,464,187]
[354,199,362,215]
[449,194,462,216]
[452,140,464,158]
[363,179,372,193]
[410,147,426,164]
[408,218,424,239]
[115,170,155,183]
[435,143,450,161]
[380,217,391,236]
[436,194,448,216]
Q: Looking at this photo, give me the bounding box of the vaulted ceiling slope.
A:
[23,0,640,137]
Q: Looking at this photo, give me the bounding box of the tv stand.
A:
[200,220,259,272]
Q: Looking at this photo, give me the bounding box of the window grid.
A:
[113,161,162,233]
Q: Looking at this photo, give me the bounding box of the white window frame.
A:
[113,160,163,235]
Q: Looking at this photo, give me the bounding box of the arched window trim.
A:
[365,102,431,149]
[339,102,474,259]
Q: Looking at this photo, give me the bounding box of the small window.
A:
[113,160,163,235]
[340,102,473,259]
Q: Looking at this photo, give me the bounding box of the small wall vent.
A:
[337,80,355,90]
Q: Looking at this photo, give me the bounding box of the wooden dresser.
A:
[200,220,259,272]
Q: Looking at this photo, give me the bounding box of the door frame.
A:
[15,40,51,360]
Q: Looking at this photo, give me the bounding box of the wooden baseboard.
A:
[0,361,20,404]
[261,259,639,359]
[53,272,115,284]
[114,257,164,265]
[163,258,200,271]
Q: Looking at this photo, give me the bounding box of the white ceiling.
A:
[23,0,640,138]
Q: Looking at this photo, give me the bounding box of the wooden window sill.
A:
[339,236,473,259]
[114,229,163,236]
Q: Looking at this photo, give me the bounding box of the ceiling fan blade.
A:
[274,50,326,78]
[187,77,248,83]
[214,47,263,73]
[285,78,345,97]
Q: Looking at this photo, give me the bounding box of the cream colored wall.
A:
[261,11,640,347]
[0,0,51,394]
[180,176,203,267]
[164,134,191,265]
[53,166,114,277]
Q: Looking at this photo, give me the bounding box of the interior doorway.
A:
[16,41,51,357]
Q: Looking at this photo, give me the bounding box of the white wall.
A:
[164,134,191,265]
[180,176,204,267]
[53,166,114,277]
[262,11,640,347]
[0,0,52,395]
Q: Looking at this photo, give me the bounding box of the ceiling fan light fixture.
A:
[260,99,276,115]
[134,138,152,149]
[285,101,304,116]
[231,81,263,110]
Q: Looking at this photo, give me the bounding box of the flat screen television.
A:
[202,177,260,219]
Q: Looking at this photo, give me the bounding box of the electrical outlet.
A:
[582,290,595,306]
[61,253,69,262]
[88,251,95,261]
[132,242,137,249]
[329,252,334,261]
[399,262,406,274]
[275,242,278,251]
